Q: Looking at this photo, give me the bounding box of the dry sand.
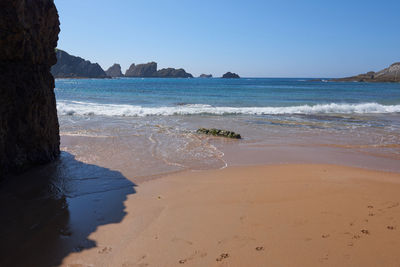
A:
[62,164,400,267]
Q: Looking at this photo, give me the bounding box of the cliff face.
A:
[156,68,193,78]
[125,62,158,77]
[105,63,123,77]
[51,49,108,78]
[0,0,61,176]
[333,62,400,82]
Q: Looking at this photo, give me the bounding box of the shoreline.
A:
[58,163,400,266]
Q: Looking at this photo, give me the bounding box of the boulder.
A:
[196,128,241,139]
[0,0,61,177]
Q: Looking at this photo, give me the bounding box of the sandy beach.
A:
[57,164,400,267]
[2,1,400,267]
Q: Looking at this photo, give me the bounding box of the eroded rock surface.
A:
[0,0,60,176]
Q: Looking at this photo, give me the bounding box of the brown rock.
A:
[0,0,61,177]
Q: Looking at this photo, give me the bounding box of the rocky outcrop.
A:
[332,62,400,82]
[0,0,61,177]
[51,49,108,78]
[124,62,193,78]
[222,72,240,78]
[197,128,241,139]
[105,63,123,77]
[199,74,213,78]
[156,68,193,78]
[125,62,157,77]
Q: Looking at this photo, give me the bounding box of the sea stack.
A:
[0,0,61,177]
[199,74,213,78]
[125,62,158,77]
[125,62,193,78]
[156,68,193,78]
[105,63,124,77]
[222,72,240,78]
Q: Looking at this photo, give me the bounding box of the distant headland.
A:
[326,62,400,83]
[51,49,108,78]
[51,49,244,79]
[51,50,194,78]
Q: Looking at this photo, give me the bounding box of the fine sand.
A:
[60,164,400,267]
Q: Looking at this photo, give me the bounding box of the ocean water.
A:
[56,78,400,178]
[56,78,400,116]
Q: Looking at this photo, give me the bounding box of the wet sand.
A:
[59,164,400,266]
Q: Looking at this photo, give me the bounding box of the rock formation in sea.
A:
[105,63,124,77]
[156,68,193,78]
[51,49,108,78]
[0,0,61,177]
[125,62,158,77]
[222,72,240,78]
[125,62,193,78]
[332,62,400,82]
[199,74,213,78]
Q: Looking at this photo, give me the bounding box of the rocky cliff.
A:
[125,62,158,77]
[0,0,61,177]
[332,62,400,82]
[105,63,124,77]
[222,72,240,78]
[51,49,108,78]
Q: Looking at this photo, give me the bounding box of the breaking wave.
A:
[57,101,400,117]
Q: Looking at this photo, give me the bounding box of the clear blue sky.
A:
[55,0,400,78]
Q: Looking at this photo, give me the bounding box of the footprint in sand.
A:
[255,246,264,251]
[361,229,370,235]
[179,250,207,264]
[321,234,330,238]
[387,226,396,230]
[216,253,229,262]
[98,246,112,254]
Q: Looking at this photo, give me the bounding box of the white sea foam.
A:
[57,100,400,117]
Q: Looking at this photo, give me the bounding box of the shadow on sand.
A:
[0,151,136,266]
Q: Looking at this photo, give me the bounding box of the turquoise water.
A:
[56,78,400,176]
[55,78,400,116]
